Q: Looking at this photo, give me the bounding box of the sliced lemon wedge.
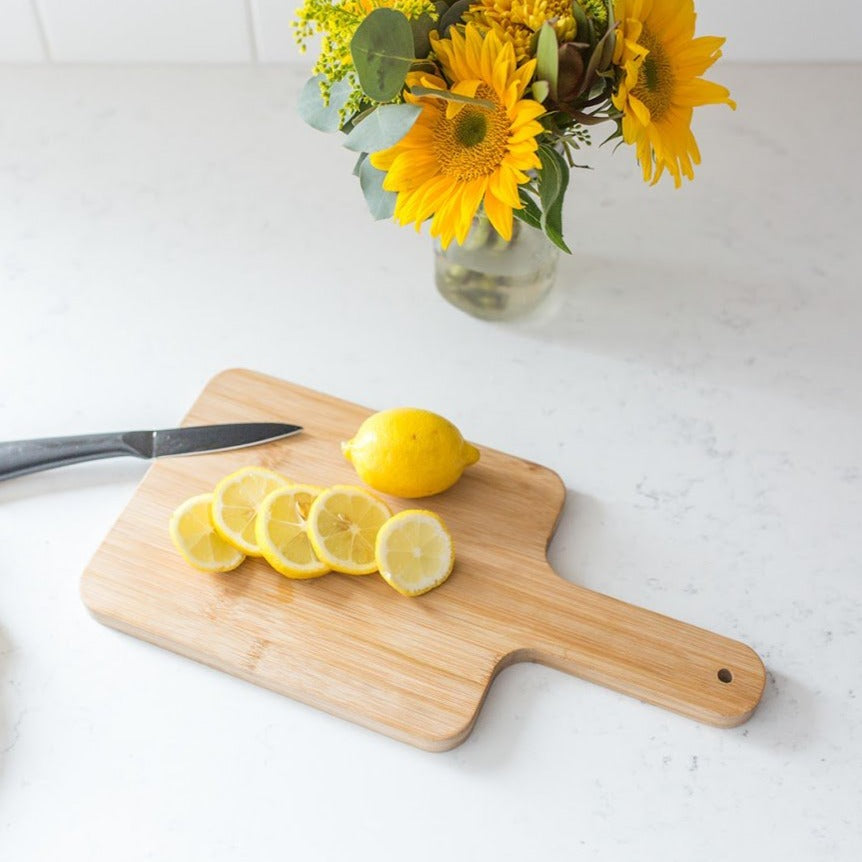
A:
[255,484,330,579]
[374,509,454,596]
[306,485,392,575]
[169,493,245,573]
[210,466,290,556]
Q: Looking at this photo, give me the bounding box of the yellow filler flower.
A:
[465,0,579,63]
[294,0,436,115]
[612,0,736,186]
[369,24,545,248]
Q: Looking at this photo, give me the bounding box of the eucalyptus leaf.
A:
[358,156,397,220]
[350,8,414,102]
[439,0,472,36]
[297,75,351,133]
[410,85,495,111]
[535,23,559,102]
[340,105,374,134]
[352,152,368,177]
[343,103,422,153]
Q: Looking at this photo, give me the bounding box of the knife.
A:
[0,423,302,481]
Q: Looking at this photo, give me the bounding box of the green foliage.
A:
[438,0,472,36]
[297,75,352,132]
[574,0,610,43]
[358,156,397,220]
[536,145,571,253]
[409,86,494,111]
[535,23,559,102]
[582,23,617,96]
[410,11,436,58]
[531,80,550,103]
[350,9,415,103]
[513,189,543,231]
[342,103,423,153]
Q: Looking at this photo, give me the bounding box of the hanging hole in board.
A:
[717,668,733,684]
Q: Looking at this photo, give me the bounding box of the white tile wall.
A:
[1,0,860,63]
[250,0,297,63]
[34,0,253,62]
[0,0,47,61]
[696,0,860,62]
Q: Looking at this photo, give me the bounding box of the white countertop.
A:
[1,64,860,860]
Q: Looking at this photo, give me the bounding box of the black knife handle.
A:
[0,433,148,481]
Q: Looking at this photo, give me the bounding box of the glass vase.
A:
[433,213,559,321]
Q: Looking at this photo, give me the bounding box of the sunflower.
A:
[612,0,736,187]
[465,0,578,63]
[369,24,546,248]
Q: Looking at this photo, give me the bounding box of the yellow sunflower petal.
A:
[674,36,725,76]
[369,147,396,171]
[488,165,520,209]
[483,190,513,241]
[446,79,482,119]
[511,98,545,125]
[455,177,488,244]
[414,174,454,225]
[372,24,542,248]
[627,94,652,126]
[406,71,448,92]
[613,0,733,185]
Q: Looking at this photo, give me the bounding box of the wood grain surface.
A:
[80,369,766,750]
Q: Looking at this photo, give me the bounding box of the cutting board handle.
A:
[502,563,765,727]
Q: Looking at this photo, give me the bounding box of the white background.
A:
[1,0,861,63]
[1,60,861,860]
[3,0,862,859]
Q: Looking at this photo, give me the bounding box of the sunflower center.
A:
[433,85,510,181]
[455,111,487,148]
[633,27,675,120]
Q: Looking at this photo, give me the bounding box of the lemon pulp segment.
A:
[307,485,392,575]
[169,493,245,573]
[211,466,291,556]
[255,484,329,578]
[375,509,454,596]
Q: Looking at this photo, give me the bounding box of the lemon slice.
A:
[169,493,245,573]
[306,485,392,575]
[374,510,454,596]
[255,484,330,579]
[211,466,290,556]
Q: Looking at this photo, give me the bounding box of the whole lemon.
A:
[341,408,480,498]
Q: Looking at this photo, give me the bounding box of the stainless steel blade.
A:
[149,423,302,457]
[0,423,302,481]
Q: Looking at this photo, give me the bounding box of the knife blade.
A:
[0,422,302,481]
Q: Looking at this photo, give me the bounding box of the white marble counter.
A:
[1,64,860,860]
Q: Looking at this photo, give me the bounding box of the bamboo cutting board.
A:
[81,369,765,750]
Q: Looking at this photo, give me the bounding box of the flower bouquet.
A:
[294,0,734,315]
